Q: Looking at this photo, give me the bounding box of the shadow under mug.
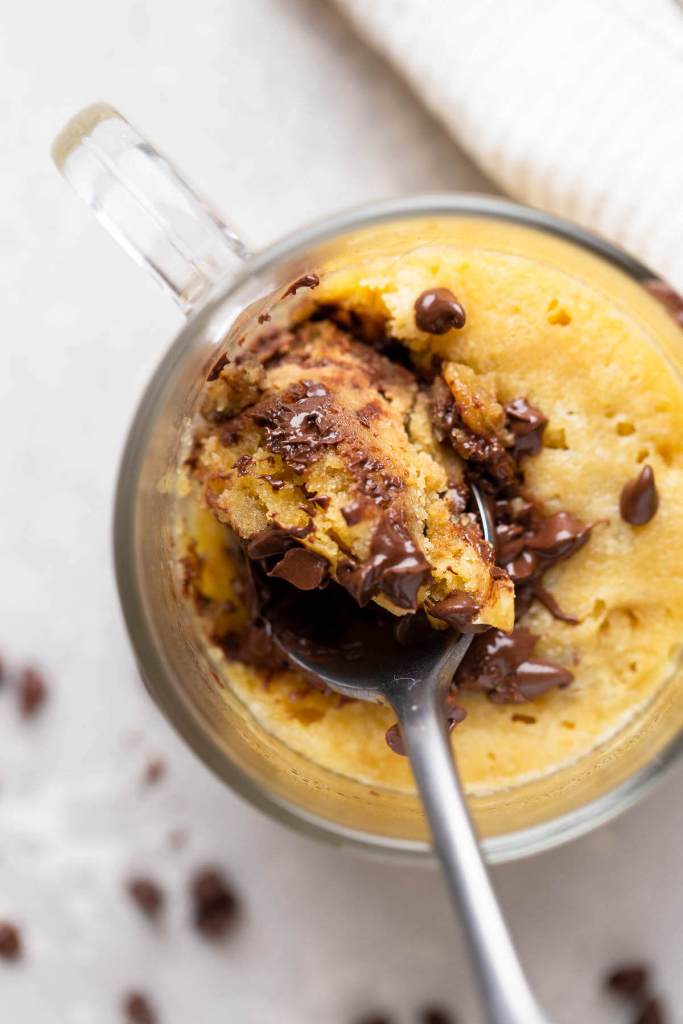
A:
[52,103,683,863]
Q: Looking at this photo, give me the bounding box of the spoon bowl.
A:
[282,483,492,701]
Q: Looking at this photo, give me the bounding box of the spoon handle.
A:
[394,688,553,1024]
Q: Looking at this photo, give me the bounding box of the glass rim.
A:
[114,191,678,864]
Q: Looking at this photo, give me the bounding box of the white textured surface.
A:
[0,1,682,1022]
[335,0,683,293]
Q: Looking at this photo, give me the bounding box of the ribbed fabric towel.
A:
[333,0,683,291]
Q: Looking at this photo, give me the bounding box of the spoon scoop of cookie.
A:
[275,483,553,1024]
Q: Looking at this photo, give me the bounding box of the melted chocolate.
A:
[456,627,573,703]
[526,581,579,625]
[251,380,341,473]
[620,465,658,525]
[526,511,592,560]
[426,592,488,634]
[341,497,369,526]
[505,398,547,456]
[268,548,328,590]
[337,513,430,610]
[431,377,517,486]
[433,376,591,624]
[414,288,466,334]
[207,352,229,381]
[282,273,320,297]
[246,522,311,559]
[495,522,526,562]
[494,506,592,621]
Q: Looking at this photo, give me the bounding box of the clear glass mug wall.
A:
[53,104,683,863]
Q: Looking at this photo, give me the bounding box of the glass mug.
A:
[52,103,683,864]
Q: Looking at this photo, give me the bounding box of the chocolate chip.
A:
[206,352,228,381]
[235,453,253,475]
[635,998,666,1024]
[260,474,285,491]
[0,921,22,961]
[514,659,573,699]
[246,522,312,559]
[127,877,165,921]
[257,312,271,324]
[426,591,488,633]
[606,964,650,999]
[620,466,659,525]
[144,758,166,785]
[18,667,47,717]
[123,991,158,1024]
[268,547,328,590]
[191,868,239,939]
[415,288,466,334]
[420,1008,457,1024]
[346,449,404,506]
[341,497,369,526]
[354,1014,393,1024]
[505,397,547,456]
[282,272,320,297]
[385,722,406,756]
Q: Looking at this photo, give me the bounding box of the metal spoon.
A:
[280,484,553,1024]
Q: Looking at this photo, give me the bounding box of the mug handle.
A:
[51,103,251,316]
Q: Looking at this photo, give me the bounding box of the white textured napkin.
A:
[333,0,683,291]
